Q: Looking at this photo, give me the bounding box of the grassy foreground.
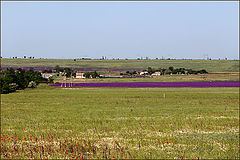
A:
[1,85,239,159]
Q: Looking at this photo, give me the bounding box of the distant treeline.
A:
[42,65,100,78]
[83,71,100,78]
[143,66,208,75]
[0,68,48,94]
[43,65,76,78]
[121,67,208,76]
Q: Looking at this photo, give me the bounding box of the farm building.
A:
[151,72,161,76]
[100,75,123,78]
[140,71,148,75]
[41,73,53,79]
[76,73,85,79]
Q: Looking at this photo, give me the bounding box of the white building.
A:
[76,73,85,79]
[41,73,53,79]
[151,72,161,76]
[140,71,148,75]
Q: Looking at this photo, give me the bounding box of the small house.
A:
[151,72,161,76]
[41,73,53,79]
[76,73,85,79]
[140,71,148,75]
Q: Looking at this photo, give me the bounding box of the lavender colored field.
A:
[50,81,240,88]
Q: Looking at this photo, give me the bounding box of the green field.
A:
[1,58,239,72]
[54,73,240,83]
[1,85,239,159]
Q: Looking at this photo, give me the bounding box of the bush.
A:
[28,81,37,88]
[169,66,174,71]
[9,83,18,91]
[199,69,208,74]
[1,84,10,94]
[1,68,43,94]
[165,69,172,75]
[147,67,155,74]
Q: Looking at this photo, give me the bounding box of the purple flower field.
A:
[50,81,240,88]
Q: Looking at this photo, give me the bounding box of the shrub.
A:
[1,68,43,94]
[169,66,174,71]
[28,81,37,88]
[9,83,18,91]
[199,69,208,74]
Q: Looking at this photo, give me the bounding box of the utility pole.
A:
[64,72,67,87]
[70,72,73,87]
[61,72,63,87]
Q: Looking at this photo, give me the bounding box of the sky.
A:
[1,1,239,59]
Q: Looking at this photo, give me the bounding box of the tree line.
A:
[0,68,48,94]
[50,65,100,79]
[121,66,208,76]
[144,66,208,75]
[46,65,77,78]
[83,71,100,78]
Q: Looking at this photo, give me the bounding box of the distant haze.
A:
[1,2,239,60]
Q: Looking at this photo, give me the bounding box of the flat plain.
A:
[1,85,239,159]
[1,59,239,72]
[1,59,239,159]
[53,74,239,83]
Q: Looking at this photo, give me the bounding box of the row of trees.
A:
[42,65,101,79]
[120,67,208,76]
[83,71,100,78]
[11,56,35,59]
[0,68,48,94]
[53,65,76,77]
[42,65,76,77]
[144,67,208,75]
[120,71,138,76]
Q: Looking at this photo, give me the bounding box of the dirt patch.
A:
[211,116,238,119]
[95,137,116,148]
[175,129,229,134]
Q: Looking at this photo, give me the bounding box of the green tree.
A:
[54,65,64,73]
[1,80,10,94]
[169,66,174,71]
[4,68,17,84]
[199,69,208,74]
[28,81,37,88]
[84,71,99,78]
[63,68,72,77]
[91,71,99,78]
[84,72,91,78]
[16,68,28,89]
[147,67,155,74]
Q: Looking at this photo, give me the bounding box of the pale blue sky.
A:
[1,1,239,59]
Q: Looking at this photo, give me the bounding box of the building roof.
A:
[41,73,53,78]
[76,73,84,76]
